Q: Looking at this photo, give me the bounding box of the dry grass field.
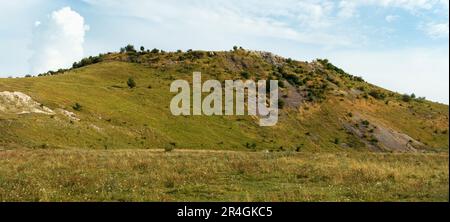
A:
[0,148,447,202]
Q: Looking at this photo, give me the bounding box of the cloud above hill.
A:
[29,7,89,74]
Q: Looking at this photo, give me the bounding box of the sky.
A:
[0,0,448,103]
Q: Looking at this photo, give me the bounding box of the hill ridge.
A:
[0,46,448,152]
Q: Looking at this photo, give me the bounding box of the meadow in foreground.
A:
[0,148,447,202]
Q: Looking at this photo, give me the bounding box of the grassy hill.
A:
[1,48,448,152]
[0,47,448,201]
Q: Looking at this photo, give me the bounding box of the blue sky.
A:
[0,0,448,103]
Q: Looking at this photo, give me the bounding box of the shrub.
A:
[402,94,412,102]
[189,51,205,59]
[353,76,364,82]
[361,120,370,126]
[127,77,136,88]
[245,142,257,150]
[72,103,82,111]
[124,44,136,53]
[284,73,301,86]
[334,138,340,144]
[72,55,102,69]
[240,71,250,79]
[165,142,176,152]
[278,99,285,109]
[369,137,379,145]
[369,90,386,100]
[164,180,175,188]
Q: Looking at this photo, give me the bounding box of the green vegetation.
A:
[0,46,448,202]
[72,103,82,111]
[402,94,413,102]
[0,149,447,201]
[369,90,386,100]
[127,77,136,88]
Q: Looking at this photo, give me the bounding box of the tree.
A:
[124,44,136,53]
[402,94,412,102]
[127,77,136,88]
[140,46,145,52]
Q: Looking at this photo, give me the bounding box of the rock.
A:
[0,91,54,115]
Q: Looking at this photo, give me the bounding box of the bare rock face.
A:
[344,113,425,152]
[0,91,54,115]
[250,51,286,67]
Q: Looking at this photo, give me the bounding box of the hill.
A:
[0,46,448,201]
[1,47,448,152]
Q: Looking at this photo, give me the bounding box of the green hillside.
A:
[1,48,448,152]
[0,47,448,201]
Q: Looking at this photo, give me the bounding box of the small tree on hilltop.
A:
[124,44,136,53]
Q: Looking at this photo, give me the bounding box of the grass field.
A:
[0,148,447,202]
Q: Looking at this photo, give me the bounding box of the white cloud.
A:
[81,0,355,48]
[29,7,89,74]
[338,1,358,19]
[337,0,449,17]
[420,22,449,38]
[330,48,449,104]
[385,15,400,22]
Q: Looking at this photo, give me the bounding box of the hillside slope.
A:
[0,48,448,152]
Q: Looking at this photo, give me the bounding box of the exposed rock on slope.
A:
[0,91,54,115]
[344,114,425,152]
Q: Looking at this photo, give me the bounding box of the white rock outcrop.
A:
[0,91,54,115]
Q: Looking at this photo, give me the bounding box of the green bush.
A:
[402,94,412,102]
[240,71,250,79]
[124,44,136,53]
[334,138,340,144]
[361,120,370,126]
[369,90,386,100]
[165,142,176,152]
[127,77,136,88]
[72,103,82,111]
[278,99,285,109]
[284,73,301,86]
